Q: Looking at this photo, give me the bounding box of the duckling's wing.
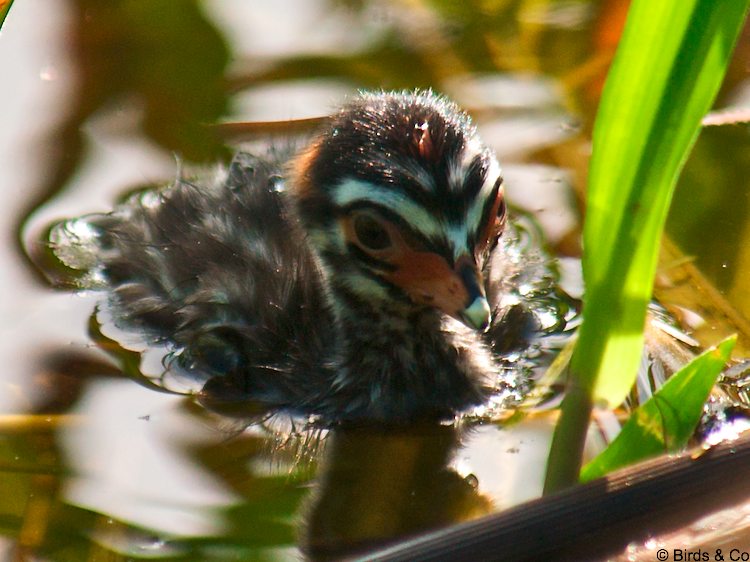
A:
[52,152,332,406]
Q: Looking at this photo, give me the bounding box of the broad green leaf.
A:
[580,0,749,406]
[580,336,735,481]
[545,0,749,493]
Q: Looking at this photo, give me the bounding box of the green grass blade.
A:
[581,0,749,406]
[580,336,735,482]
[544,0,750,493]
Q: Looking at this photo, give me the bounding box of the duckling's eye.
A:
[353,213,392,251]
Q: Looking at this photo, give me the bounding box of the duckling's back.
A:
[51,152,334,412]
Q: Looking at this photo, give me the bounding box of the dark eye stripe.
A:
[345,243,398,271]
[462,154,488,200]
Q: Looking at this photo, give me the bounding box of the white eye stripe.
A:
[332,178,444,239]
[448,136,486,192]
[447,225,470,259]
[332,163,501,258]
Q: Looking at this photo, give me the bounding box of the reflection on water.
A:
[303,424,490,559]
[0,378,567,560]
[2,0,750,559]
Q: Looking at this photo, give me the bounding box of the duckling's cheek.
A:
[386,250,469,316]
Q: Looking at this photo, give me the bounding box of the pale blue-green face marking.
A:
[339,270,391,300]
[332,178,444,239]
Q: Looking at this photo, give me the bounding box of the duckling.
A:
[51,90,564,423]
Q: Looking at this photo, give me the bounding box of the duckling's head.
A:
[290,91,506,331]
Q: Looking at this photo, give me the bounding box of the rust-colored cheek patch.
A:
[287,141,322,199]
[386,250,469,316]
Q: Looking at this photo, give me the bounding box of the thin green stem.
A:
[543,381,593,494]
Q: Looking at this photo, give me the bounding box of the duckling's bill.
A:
[386,250,491,332]
[460,295,491,332]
